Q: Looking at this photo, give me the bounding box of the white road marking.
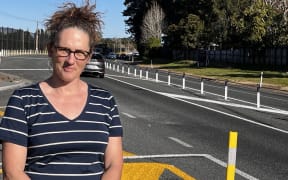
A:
[124,153,258,180]
[109,72,285,110]
[168,137,193,148]
[107,75,288,134]
[122,112,136,119]
[159,92,288,115]
[0,69,50,70]
[4,57,48,60]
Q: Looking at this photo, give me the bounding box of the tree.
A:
[167,14,204,49]
[123,0,288,60]
[141,1,165,47]
[263,0,288,21]
[242,0,273,47]
[123,0,151,45]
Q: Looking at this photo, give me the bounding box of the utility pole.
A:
[1,27,3,50]
[22,30,24,50]
[35,21,39,52]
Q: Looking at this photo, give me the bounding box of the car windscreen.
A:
[92,54,103,59]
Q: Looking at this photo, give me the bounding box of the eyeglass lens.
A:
[55,46,90,60]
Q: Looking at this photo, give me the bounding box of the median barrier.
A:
[106,60,268,109]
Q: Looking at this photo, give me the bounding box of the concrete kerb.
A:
[0,79,32,91]
[0,72,32,91]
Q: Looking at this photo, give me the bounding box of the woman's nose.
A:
[66,52,77,64]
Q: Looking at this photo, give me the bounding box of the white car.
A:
[83,53,105,78]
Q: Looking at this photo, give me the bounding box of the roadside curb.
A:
[0,72,32,92]
[0,79,32,91]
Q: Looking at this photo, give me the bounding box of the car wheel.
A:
[99,74,105,78]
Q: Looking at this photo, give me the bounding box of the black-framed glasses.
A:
[54,46,91,60]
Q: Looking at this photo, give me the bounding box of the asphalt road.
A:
[0,55,288,180]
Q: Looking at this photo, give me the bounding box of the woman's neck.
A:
[45,76,86,95]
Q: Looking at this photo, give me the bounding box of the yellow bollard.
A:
[226,131,238,180]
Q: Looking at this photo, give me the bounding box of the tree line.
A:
[123,0,288,60]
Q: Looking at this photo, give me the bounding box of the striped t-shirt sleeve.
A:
[0,89,28,147]
[108,95,123,137]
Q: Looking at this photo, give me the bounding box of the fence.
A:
[0,49,47,56]
[172,47,288,68]
[0,26,48,51]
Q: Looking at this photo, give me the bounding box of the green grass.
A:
[144,60,288,89]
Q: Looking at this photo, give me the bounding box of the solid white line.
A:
[108,72,287,114]
[106,75,288,134]
[0,69,50,71]
[4,57,48,60]
[122,112,136,119]
[159,92,288,115]
[123,153,206,159]
[204,154,259,180]
[109,72,283,111]
[123,153,258,180]
[168,137,193,148]
[152,78,282,111]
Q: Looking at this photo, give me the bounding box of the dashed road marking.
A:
[122,112,136,119]
[0,111,256,179]
[168,137,193,148]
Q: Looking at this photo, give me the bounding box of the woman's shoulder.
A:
[13,83,41,95]
[88,84,113,98]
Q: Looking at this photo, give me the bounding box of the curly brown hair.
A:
[45,0,103,50]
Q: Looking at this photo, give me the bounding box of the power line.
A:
[0,10,37,23]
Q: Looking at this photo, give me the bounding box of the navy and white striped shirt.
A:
[0,83,123,180]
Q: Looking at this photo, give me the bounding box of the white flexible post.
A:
[260,72,263,88]
[156,70,159,82]
[182,73,185,89]
[168,71,171,86]
[225,80,228,101]
[201,78,204,95]
[257,84,261,108]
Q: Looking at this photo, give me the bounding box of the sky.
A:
[0,0,129,38]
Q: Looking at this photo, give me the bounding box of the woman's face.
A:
[50,27,91,83]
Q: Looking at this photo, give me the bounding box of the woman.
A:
[0,1,123,180]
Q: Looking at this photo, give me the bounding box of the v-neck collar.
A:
[37,83,90,121]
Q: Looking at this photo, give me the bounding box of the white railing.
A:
[0,49,48,56]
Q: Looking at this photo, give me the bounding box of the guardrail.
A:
[0,49,48,56]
